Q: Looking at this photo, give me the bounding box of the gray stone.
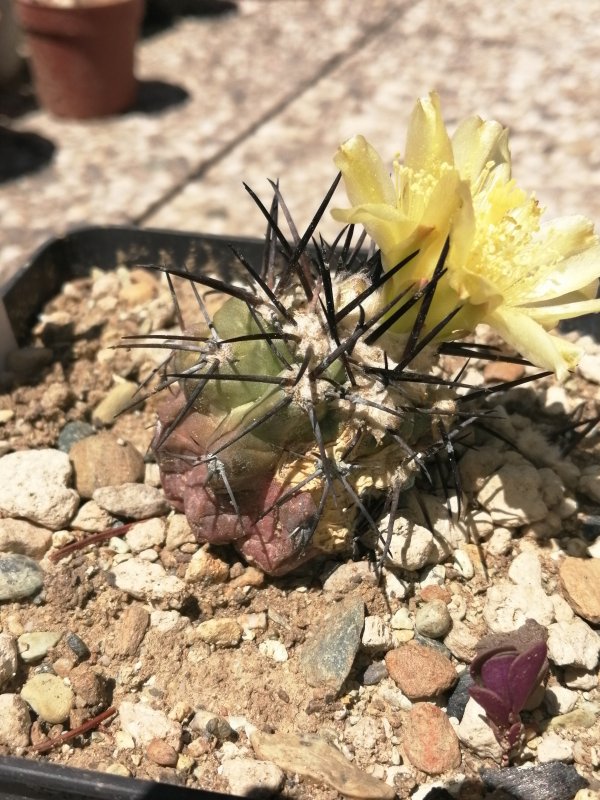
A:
[0,554,44,601]
[446,670,474,722]
[0,693,31,747]
[57,421,95,453]
[415,600,452,639]
[17,631,62,663]
[221,757,286,797]
[70,433,145,499]
[299,596,364,692]
[0,634,18,690]
[0,450,79,530]
[0,519,53,559]
[21,673,74,723]
[93,483,169,519]
[362,661,388,686]
[481,763,586,800]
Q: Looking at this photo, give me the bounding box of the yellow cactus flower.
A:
[332,92,600,379]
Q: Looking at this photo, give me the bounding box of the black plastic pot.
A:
[0,225,268,800]
[3,224,267,347]
[0,755,246,799]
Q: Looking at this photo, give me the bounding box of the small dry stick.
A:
[28,706,117,754]
[49,523,134,563]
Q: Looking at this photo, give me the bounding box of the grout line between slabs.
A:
[133,2,412,226]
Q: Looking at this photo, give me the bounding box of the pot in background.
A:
[15,0,145,119]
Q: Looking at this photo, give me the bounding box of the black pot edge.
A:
[0,755,246,800]
[0,224,257,798]
[2,224,268,346]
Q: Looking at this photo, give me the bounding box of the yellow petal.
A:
[404,92,453,175]
[524,297,600,327]
[331,203,416,257]
[451,116,510,187]
[333,135,396,207]
[488,307,581,380]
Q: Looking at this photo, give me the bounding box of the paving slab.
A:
[147,0,600,247]
[0,0,397,285]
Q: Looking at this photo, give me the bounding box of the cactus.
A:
[130,94,600,575]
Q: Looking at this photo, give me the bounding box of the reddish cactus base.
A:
[153,390,320,575]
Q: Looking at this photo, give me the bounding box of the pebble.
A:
[478,461,548,527]
[125,518,166,553]
[250,729,395,800]
[559,556,600,623]
[456,698,504,761]
[196,618,242,648]
[0,693,31,747]
[21,673,74,723]
[299,596,364,692]
[443,620,480,663]
[109,558,186,604]
[415,601,452,639]
[65,632,90,662]
[377,517,434,571]
[69,664,110,707]
[361,615,393,652]
[413,632,452,658]
[0,634,18,689]
[258,639,288,662]
[390,607,413,630]
[17,631,61,663]
[0,554,44,601]
[206,716,234,740]
[165,514,196,550]
[185,547,229,584]
[70,500,115,532]
[92,381,140,426]
[57,421,95,453]
[70,433,145,499]
[446,671,474,722]
[508,551,544,587]
[547,618,600,670]
[537,732,574,763]
[221,757,285,797]
[483,361,526,383]
[402,703,461,775]
[385,642,457,700]
[486,526,513,556]
[578,352,600,384]
[453,549,474,580]
[563,666,598,690]
[483,582,554,633]
[544,686,578,715]
[146,737,179,767]
[382,570,409,601]
[547,706,596,731]
[578,466,600,503]
[105,603,150,657]
[321,561,378,592]
[481,762,587,800]
[0,449,79,530]
[362,661,388,686]
[0,519,53,559]
[93,483,170,519]
[119,700,182,749]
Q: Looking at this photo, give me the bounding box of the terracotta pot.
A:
[15,0,145,119]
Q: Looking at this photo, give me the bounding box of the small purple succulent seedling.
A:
[469,640,548,759]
